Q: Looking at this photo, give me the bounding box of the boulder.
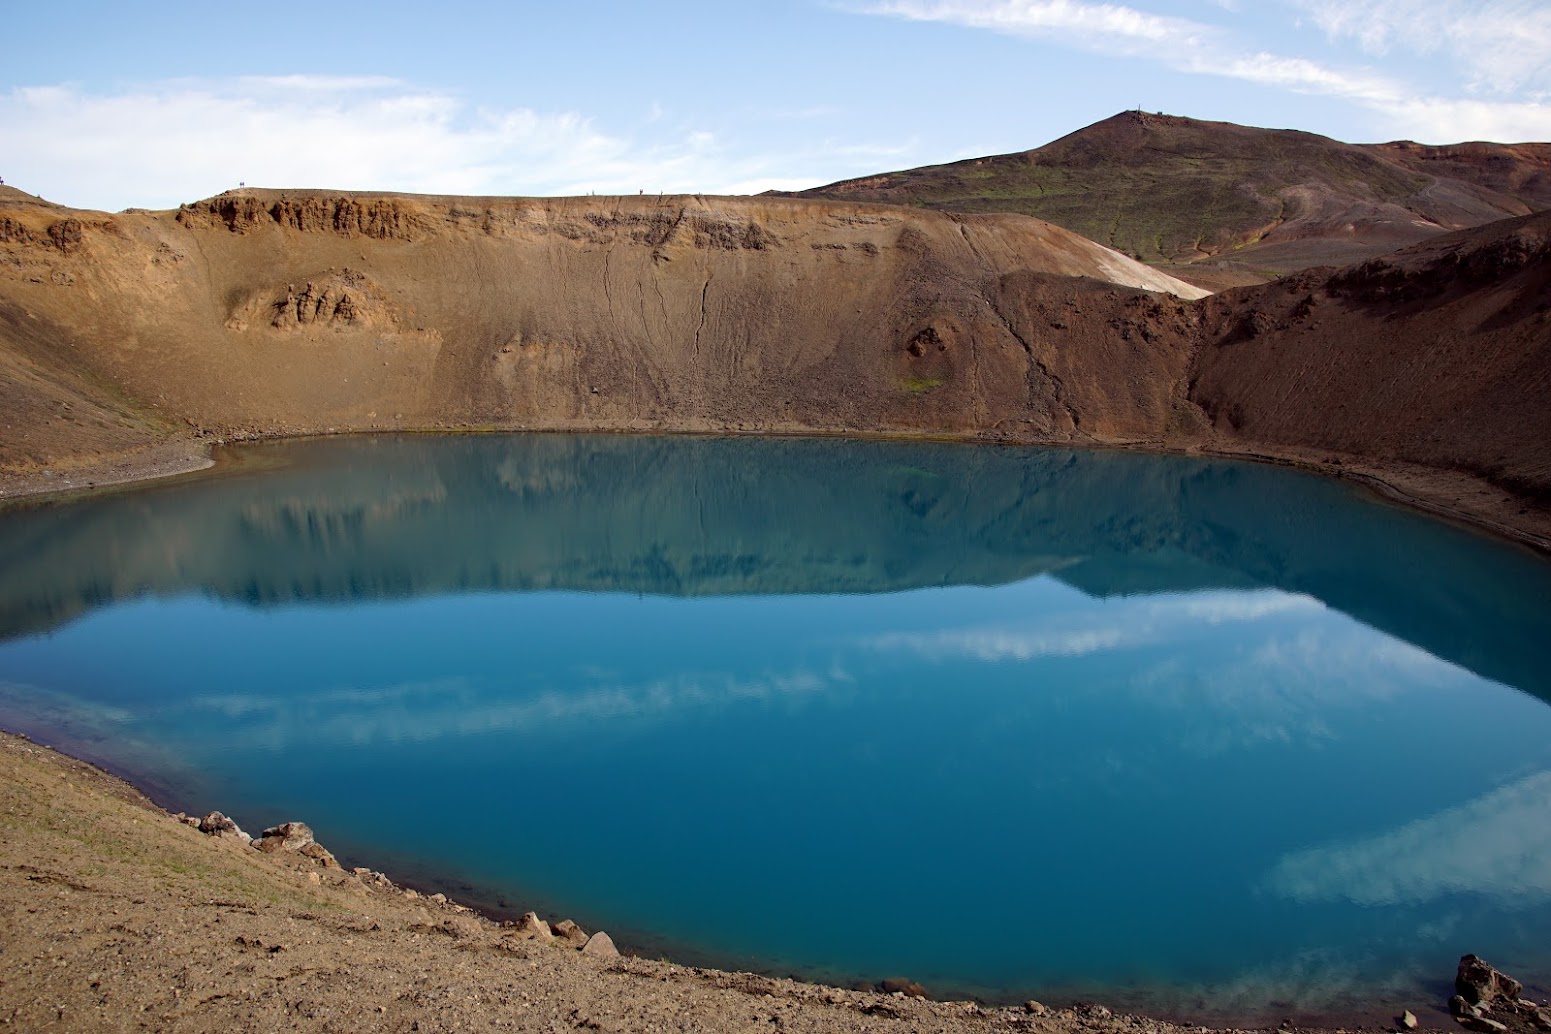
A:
[253,821,341,867]
[581,932,619,958]
[513,911,552,941]
[255,821,314,853]
[1458,955,1525,1008]
[197,811,250,842]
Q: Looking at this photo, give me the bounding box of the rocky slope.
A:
[793,111,1551,289]
[0,185,1547,550]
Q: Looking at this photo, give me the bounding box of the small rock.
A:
[428,893,448,905]
[1466,1018,1507,1033]
[307,871,320,885]
[551,919,588,946]
[402,889,419,900]
[581,932,619,958]
[1534,1008,1551,1031]
[1453,996,1483,1019]
[514,912,552,941]
[1024,1000,1049,1015]
[1399,1010,1418,1030]
[1082,1004,1113,1020]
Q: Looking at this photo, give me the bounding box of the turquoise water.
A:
[2,434,1550,1023]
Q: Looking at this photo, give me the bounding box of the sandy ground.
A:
[0,437,212,503]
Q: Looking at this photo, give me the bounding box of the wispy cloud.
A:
[863,0,1393,98]
[186,666,836,749]
[1267,770,1551,905]
[867,0,1209,52]
[0,77,861,212]
[863,589,1324,663]
[1287,0,1551,96]
[859,0,1551,141]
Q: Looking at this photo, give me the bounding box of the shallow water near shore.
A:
[2,433,1550,1024]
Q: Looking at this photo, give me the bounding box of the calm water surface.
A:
[2,434,1549,1023]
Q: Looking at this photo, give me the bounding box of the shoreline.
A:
[0,726,1482,1033]
[2,426,1547,558]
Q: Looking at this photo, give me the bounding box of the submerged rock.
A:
[879,978,927,999]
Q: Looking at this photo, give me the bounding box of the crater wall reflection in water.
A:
[0,433,1549,1023]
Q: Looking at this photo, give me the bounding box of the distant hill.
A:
[791,111,1551,289]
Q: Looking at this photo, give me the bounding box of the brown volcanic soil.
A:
[794,112,1551,288]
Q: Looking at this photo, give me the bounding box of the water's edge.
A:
[2,427,1548,559]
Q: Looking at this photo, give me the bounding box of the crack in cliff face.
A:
[693,275,712,366]
[987,293,1081,433]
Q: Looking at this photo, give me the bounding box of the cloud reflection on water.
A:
[1267,770,1551,905]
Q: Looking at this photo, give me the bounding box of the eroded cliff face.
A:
[0,186,1547,545]
[0,188,1207,462]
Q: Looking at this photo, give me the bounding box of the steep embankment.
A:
[0,185,1207,483]
[795,111,1551,290]
[1191,211,1551,511]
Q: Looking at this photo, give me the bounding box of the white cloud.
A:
[1288,0,1551,96]
[1267,770,1551,905]
[1376,95,1551,143]
[0,78,841,212]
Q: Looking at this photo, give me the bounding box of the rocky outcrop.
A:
[177,193,425,240]
[1456,955,1525,1009]
[224,269,407,333]
[252,821,342,868]
[196,811,250,842]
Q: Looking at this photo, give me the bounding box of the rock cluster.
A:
[501,911,619,958]
[1448,955,1551,1032]
[187,810,623,961]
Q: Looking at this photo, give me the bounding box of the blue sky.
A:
[3,0,1549,211]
